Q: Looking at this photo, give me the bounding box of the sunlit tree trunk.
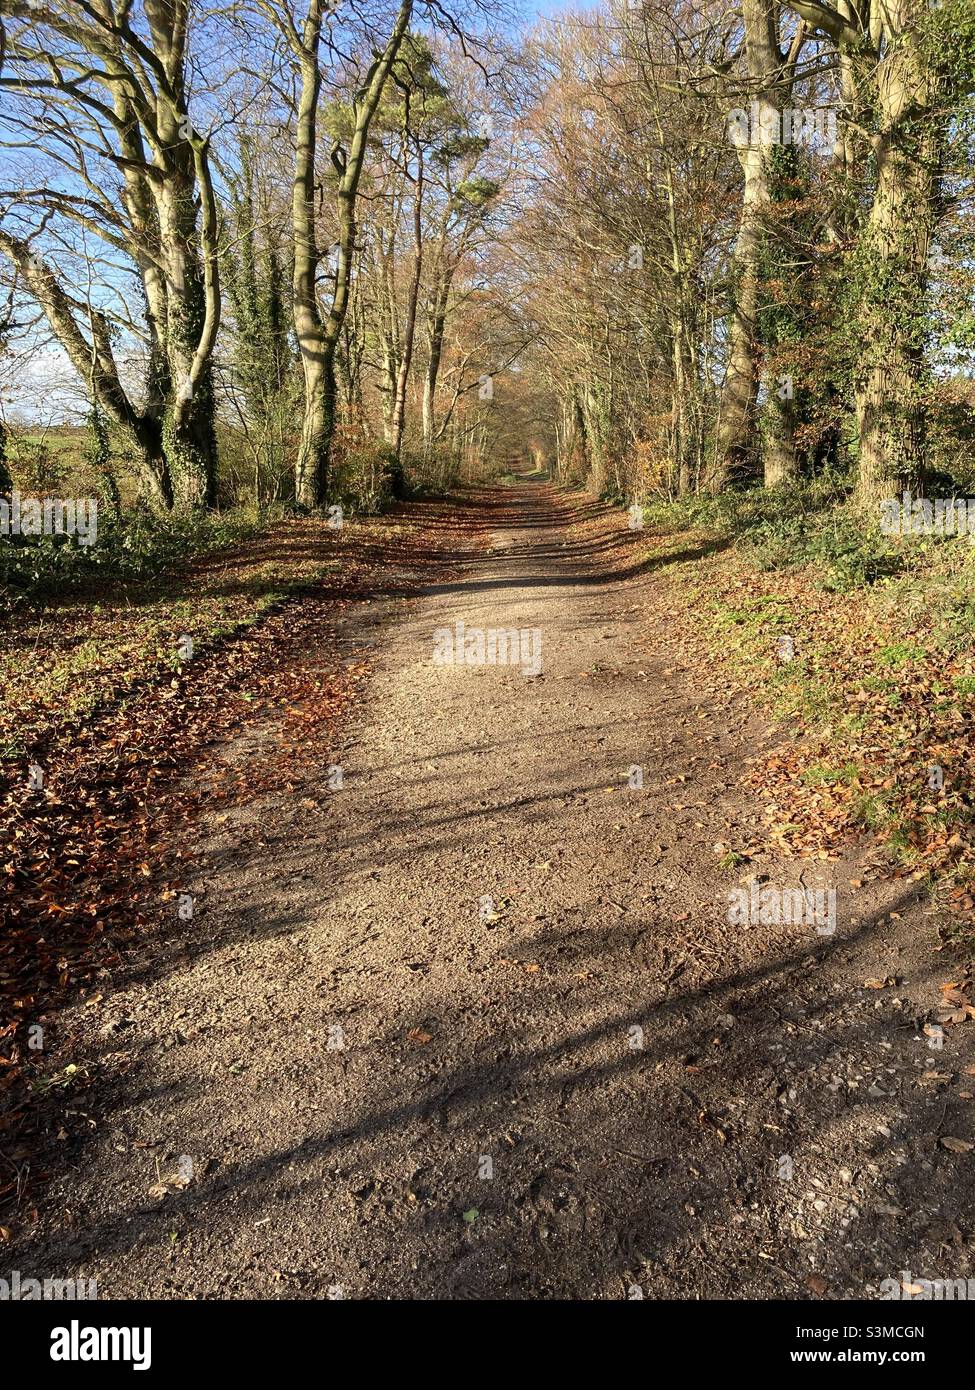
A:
[790,0,944,503]
[711,1,804,492]
[390,152,424,457]
[764,390,799,486]
[422,265,454,448]
[293,0,413,508]
[853,31,937,501]
[292,0,328,510]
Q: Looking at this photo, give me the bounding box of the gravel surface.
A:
[18,482,975,1300]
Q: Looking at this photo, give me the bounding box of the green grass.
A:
[801,762,861,787]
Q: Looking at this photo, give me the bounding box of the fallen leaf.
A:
[939,1136,974,1154]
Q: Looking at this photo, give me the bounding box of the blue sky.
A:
[520,0,577,15]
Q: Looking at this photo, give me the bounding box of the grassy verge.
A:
[0,512,371,760]
[635,481,975,944]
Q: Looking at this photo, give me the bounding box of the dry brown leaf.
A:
[148,1171,192,1200]
[939,1136,974,1154]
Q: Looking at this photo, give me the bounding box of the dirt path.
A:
[21,482,975,1300]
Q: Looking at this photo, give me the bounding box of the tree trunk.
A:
[581,386,609,494]
[292,2,328,511]
[422,266,454,448]
[0,230,174,507]
[146,3,221,509]
[853,42,936,502]
[764,391,799,486]
[711,182,763,491]
[789,0,943,503]
[712,0,803,491]
[376,233,400,444]
[0,418,12,496]
[390,153,424,458]
[158,180,219,509]
[294,0,413,507]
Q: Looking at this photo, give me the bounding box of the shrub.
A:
[0,505,260,602]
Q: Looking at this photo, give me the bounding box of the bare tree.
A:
[265,0,412,509]
[0,0,226,508]
[711,2,808,490]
